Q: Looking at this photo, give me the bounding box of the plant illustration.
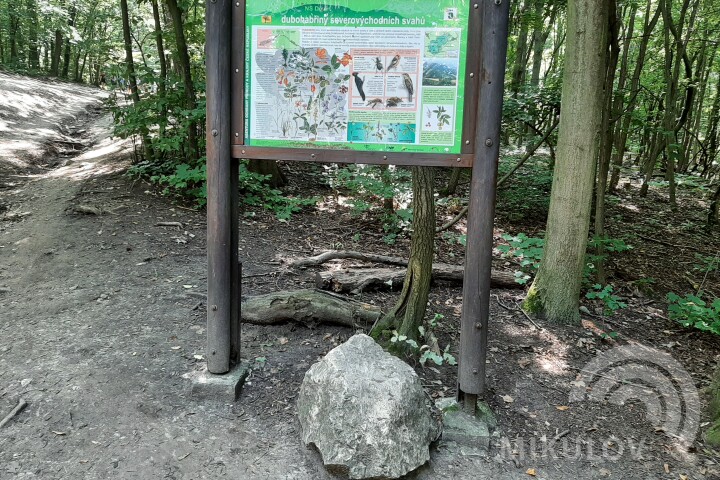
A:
[433,106,451,130]
[270,47,351,141]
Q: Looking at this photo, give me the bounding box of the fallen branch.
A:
[241,289,381,327]
[291,251,523,291]
[636,233,685,249]
[290,250,409,268]
[316,266,522,293]
[156,221,184,228]
[70,205,102,215]
[0,398,28,429]
[2,211,32,221]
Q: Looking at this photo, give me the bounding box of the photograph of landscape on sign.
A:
[245,1,469,154]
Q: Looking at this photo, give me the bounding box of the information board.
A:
[244,1,470,155]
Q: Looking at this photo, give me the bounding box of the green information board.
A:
[244,1,470,155]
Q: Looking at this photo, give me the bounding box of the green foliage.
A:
[693,253,720,275]
[502,80,562,141]
[237,162,318,220]
[496,157,553,221]
[498,233,633,286]
[328,164,413,236]
[388,314,456,367]
[585,236,633,281]
[667,292,720,335]
[585,284,627,315]
[497,233,544,284]
[152,161,207,205]
[419,344,457,367]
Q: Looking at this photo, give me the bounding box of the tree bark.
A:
[121,0,154,161]
[50,29,62,76]
[609,0,660,192]
[165,0,200,161]
[594,0,619,285]
[371,167,435,340]
[151,0,168,137]
[247,159,287,187]
[510,2,530,95]
[26,0,40,69]
[524,0,608,324]
[61,4,76,78]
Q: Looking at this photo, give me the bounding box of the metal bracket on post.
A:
[457,0,510,414]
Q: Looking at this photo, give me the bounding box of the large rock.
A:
[298,334,442,479]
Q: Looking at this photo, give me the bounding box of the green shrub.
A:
[667,292,720,335]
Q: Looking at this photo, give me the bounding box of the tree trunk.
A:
[50,29,62,76]
[121,0,154,161]
[247,159,287,187]
[529,3,556,87]
[371,167,435,340]
[26,0,40,69]
[708,184,720,230]
[594,0,619,285]
[61,4,76,78]
[441,168,465,196]
[165,0,199,161]
[609,0,660,192]
[151,0,168,138]
[510,2,530,95]
[704,69,720,172]
[524,0,608,324]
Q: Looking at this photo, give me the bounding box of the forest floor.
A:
[1,72,719,480]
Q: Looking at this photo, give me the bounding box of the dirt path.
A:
[1,75,716,480]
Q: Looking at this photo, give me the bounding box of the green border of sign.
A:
[243,1,469,155]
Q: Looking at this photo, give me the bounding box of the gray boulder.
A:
[297,334,442,479]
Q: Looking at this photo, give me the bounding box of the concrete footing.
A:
[436,398,496,454]
[186,362,249,402]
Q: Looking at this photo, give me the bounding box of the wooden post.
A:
[458,0,510,409]
[206,0,233,374]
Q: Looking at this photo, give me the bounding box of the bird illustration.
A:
[402,73,414,102]
[386,96,402,107]
[375,57,383,71]
[367,98,383,109]
[352,72,366,101]
[386,54,400,72]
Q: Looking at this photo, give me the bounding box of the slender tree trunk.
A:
[26,0,40,69]
[121,0,154,161]
[594,0,619,286]
[61,4,76,78]
[609,0,660,191]
[524,0,608,324]
[8,12,19,63]
[151,0,168,137]
[165,0,199,161]
[79,51,88,81]
[510,2,530,95]
[50,29,62,76]
[704,71,720,172]
[529,2,549,87]
[43,40,49,70]
[371,167,435,340]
